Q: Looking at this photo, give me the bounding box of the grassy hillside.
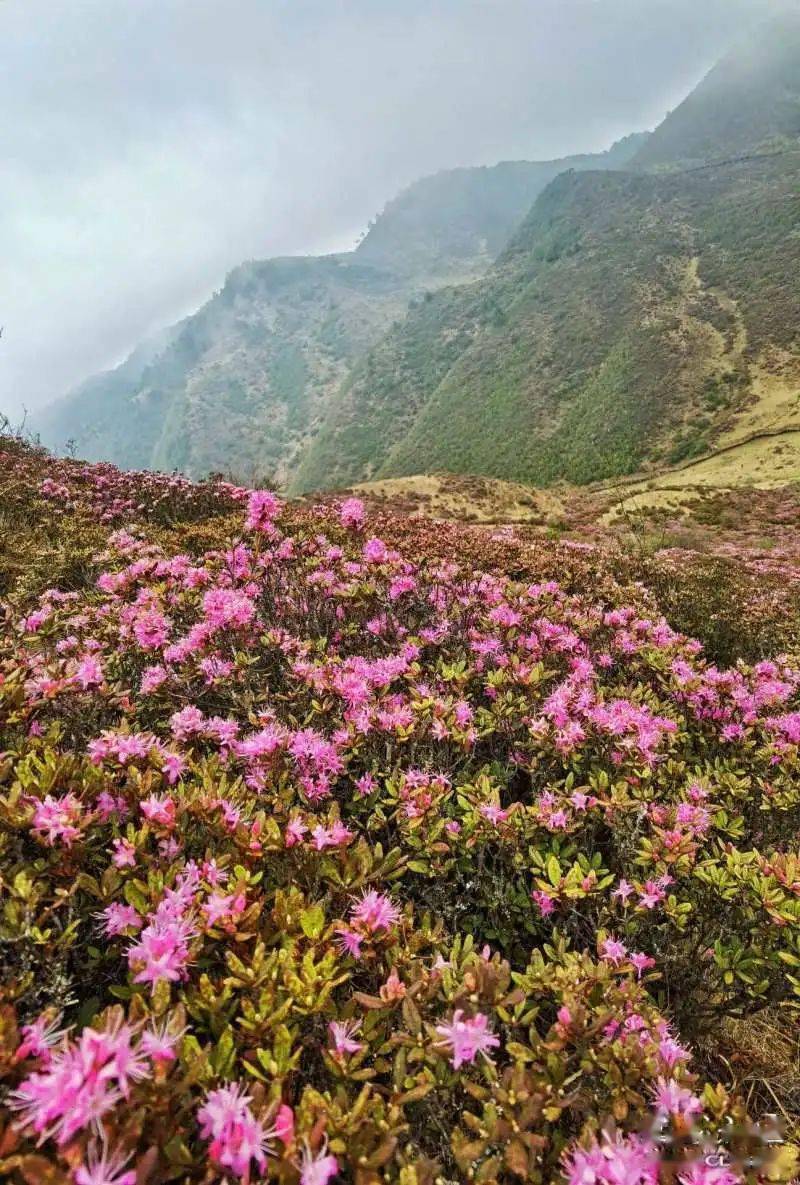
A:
[294,16,800,493]
[37,255,415,484]
[294,149,800,491]
[36,137,647,482]
[356,133,648,269]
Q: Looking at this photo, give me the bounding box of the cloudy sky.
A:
[0,0,786,420]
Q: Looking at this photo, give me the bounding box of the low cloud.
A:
[0,0,785,418]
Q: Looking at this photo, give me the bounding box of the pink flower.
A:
[380,967,406,1001]
[74,1140,136,1185]
[638,880,666,910]
[15,1012,69,1065]
[435,1009,500,1069]
[334,927,363,959]
[600,937,628,965]
[98,903,142,937]
[339,497,365,529]
[202,859,228,887]
[329,820,354,845]
[197,1082,273,1179]
[300,1141,339,1185]
[203,890,245,928]
[161,752,187,785]
[75,654,103,689]
[111,838,136,868]
[678,1163,741,1185]
[140,664,167,694]
[285,817,308,847]
[564,1130,659,1185]
[140,1018,185,1065]
[479,802,509,824]
[328,1019,363,1057]
[349,889,400,934]
[159,836,181,860]
[363,537,388,564]
[652,1077,703,1117]
[203,587,256,631]
[9,1015,147,1146]
[169,704,206,741]
[96,792,126,823]
[658,1033,691,1069]
[630,952,656,979]
[531,889,556,917]
[127,915,195,988]
[273,1103,294,1146]
[140,794,176,829]
[132,608,170,650]
[245,488,281,532]
[31,793,83,847]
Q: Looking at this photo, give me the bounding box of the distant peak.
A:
[634,13,800,168]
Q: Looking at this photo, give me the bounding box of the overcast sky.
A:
[0,0,787,420]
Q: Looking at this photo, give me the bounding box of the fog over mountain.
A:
[0,0,787,421]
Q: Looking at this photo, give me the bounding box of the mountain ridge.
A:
[37,15,800,495]
[35,135,648,480]
[294,16,800,491]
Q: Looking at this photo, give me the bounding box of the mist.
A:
[0,0,786,420]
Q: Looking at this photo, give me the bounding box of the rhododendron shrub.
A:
[1,437,799,1183]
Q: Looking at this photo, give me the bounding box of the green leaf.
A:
[300,904,325,939]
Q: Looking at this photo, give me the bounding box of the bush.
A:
[1,439,799,1183]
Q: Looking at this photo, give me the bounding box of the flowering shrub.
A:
[1,439,799,1183]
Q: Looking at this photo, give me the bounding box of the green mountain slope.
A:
[36,136,646,480]
[294,17,800,493]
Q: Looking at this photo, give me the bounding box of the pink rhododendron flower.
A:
[339,497,365,528]
[197,1081,273,1179]
[349,889,400,934]
[140,794,176,829]
[75,654,104,689]
[328,1019,364,1056]
[132,608,170,650]
[127,914,195,988]
[652,1077,703,1117]
[9,1014,147,1146]
[31,793,84,847]
[630,952,656,978]
[363,537,388,564]
[273,1103,294,1146]
[300,1141,339,1185]
[98,903,142,937]
[532,889,556,916]
[203,889,246,928]
[435,1009,500,1069]
[564,1130,659,1185]
[74,1140,136,1185]
[244,488,281,537]
[600,937,628,965]
[111,838,136,868]
[15,1012,69,1065]
[334,926,364,958]
[140,1018,185,1065]
[678,1163,741,1185]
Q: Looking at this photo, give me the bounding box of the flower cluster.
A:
[0,436,799,1184]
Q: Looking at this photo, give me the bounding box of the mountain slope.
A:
[36,135,647,480]
[294,18,800,493]
[634,13,800,168]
